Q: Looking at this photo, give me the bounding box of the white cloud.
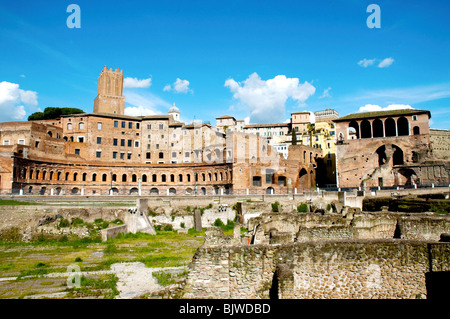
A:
[358,57,394,68]
[224,72,315,123]
[163,78,192,94]
[123,90,170,117]
[378,57,394,68]
[358,104,413,113]
[358,58,376,68]
[0,81,38,122]
[123,77,152,88]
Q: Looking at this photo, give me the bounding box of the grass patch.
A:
[65,274,119,299]
[0,200,40,206]
[152,269,188,286]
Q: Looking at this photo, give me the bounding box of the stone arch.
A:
[71,187,80,195]
[376,145,387,166]
[349,120,359,139]
[266,187,275,194]
[393,145,404,166]
[111,187,119,195]
[130,187,139,195]
[397,117,409,136]
[385,118,396,137]
[299,168,308,187]
[169,187,176,195]
[55,187,62,195]
[200,187,206,195]
[150,188,159,195]
[185,187,193,195]
[360,120,372,138]
[397,168,417,186]
[373,118,384,138]
[40,187,47,195]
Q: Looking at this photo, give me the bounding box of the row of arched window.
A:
[341,117,421,140]
[16,168,232,184]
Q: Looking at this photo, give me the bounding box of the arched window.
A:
[132,174,137,182]
[349,120,360,139]
[413,126,420,135]
[92,173,97,182]
[57,172,61,180]
[161,174,166,182]
[65,172,69,181]
[360,120,372,138]
[42,171,47,180]
[82,173,87,181]
[152,174,157,182]
[373,119,384,138]
[49,171,54,180]
[102,173,107,182]
[385,118,396,137]
[397,117,409,136]
[112,174,117,182]
[178,174,183,182]
[142,174,147,183]
[170,174,175,182]
[122,174,127,182]
[187,174,191,182]
[73,172,78,181]
[202,173,206,182]
[393,145,404,165]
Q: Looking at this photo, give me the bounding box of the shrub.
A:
[75,257,83,262]
[59,218,70,228]
[297,203,308,213]
[71,217,84,227]
[213,218,224,227]
[163,224,173,232]
[271,201,280,212]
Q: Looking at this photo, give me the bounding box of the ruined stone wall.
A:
[430,129,450,160]
[181,240,450,299]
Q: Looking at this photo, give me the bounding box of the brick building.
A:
[0,66,319,196]
[334,109,450,188]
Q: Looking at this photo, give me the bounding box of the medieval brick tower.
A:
[93,66,125,115]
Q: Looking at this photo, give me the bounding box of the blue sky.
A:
[0,0,449,128]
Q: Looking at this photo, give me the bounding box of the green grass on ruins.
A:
[0,228,206,298]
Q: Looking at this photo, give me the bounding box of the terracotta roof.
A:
[333,109,431,122]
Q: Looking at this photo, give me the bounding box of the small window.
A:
[159,124,163,129]
[121,139,125,147]
[18,139,25,145]
[113,138,118,146]
[159,152,164,159]
[75,149,80,155]
[121,121,126,128]
[97,137,102,144]
[120,152,125,160]
[412,115,417,121]
[185,152,190,157]
[172,152,177,158]
[113,152,117,159]
[136,123,140,129]
[79,122,84,130]
[114,121,118,127]
[97,122,102,130]
[128,140,132,147]
[3,140,10,145]
[129,122,133,129]
[77,137,84,143]
[134,141,139,148]
[146,152,151,159]
[96,151,101,158]
[147,124,151,129]
[67,123,72,130]
[127,153,132,160]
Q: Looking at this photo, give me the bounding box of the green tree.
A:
[28,107,85,121]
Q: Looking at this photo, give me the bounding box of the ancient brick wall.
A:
[181,240,450,299]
